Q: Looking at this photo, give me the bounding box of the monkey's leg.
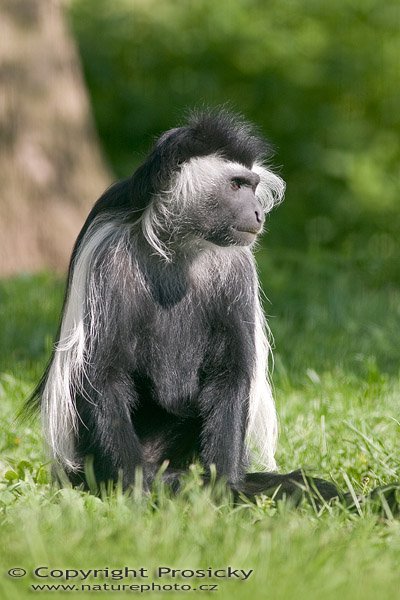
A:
[75,376,143,490]
[235,471,342,504]
[147,468,400,516]
[147,468,341,505]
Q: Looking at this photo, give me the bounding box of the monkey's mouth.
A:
[228,226,261,246]
[232,227,260,235]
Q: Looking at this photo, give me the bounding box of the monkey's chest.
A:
[131,261,253,413]
[135,301,211,412]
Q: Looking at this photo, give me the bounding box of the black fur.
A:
[27,109,353,505]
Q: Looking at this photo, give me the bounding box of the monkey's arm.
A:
[197,370,249,484]
[195,310,255,483]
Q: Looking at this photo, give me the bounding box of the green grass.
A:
[1,250,399,600]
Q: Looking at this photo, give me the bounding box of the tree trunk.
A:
[0,0,111,275]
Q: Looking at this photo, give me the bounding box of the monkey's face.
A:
[162,155,284,252]
[197,168,265,248]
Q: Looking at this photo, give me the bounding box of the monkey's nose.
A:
[255,209,263,224]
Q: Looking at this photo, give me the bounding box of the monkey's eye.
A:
[230,178,243,191]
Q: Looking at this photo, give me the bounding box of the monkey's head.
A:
[135,108,285,257]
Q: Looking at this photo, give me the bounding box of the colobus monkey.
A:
[28,108,341,502]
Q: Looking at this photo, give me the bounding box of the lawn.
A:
[0,248,399,599]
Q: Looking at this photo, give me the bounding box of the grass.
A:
[0,249,399,599]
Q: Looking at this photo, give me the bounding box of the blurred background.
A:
[0,0,399,388]
[71,0,400,259]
